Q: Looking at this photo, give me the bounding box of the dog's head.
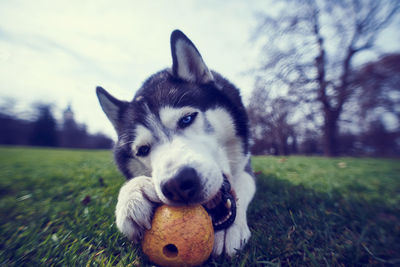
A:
[97,30,246,229]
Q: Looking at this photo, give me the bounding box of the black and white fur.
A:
[96,30,255,256]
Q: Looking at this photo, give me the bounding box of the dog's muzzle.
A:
[161,168,237,231]
[203,175,237,231]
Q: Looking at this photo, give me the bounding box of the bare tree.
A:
[247,86,297,155]
[253,0,400,156]
[354,53,400,129]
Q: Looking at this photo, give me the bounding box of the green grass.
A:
[0,147,399,266]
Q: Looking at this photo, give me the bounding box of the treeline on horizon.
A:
[1,95,398,157]
[0,103,113,150]
[246,53,400,158]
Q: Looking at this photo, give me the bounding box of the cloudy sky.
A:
[0,0,263,138]
[0,0,399,139]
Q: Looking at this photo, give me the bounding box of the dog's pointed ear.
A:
[170,30,214,84]
[96,86,127,130]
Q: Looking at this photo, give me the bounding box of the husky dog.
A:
[96,30,255,256]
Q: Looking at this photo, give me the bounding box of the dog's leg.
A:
[213,171,256,256]
[225,171,255,255]
[115,176,161,242]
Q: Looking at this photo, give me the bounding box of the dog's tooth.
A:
[223,212,232,223]
[216,211,233,226]
[225,199,231,209]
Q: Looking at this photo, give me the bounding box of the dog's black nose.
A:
[161,167,202,203]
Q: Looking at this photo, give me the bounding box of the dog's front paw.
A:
[224,222,251,256]
[212,222,251,257]
[115,176,160,242]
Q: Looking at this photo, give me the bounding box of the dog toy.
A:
[142,204,214,267]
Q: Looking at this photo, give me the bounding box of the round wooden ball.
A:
[142,205,214,267]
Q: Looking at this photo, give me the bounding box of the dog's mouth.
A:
[203,175,237,231]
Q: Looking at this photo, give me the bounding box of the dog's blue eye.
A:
[178,112,198,129]
[136,145,151,157]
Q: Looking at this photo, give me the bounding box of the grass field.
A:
[0,147,399,266]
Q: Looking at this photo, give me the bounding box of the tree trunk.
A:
[323,109,339,157]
